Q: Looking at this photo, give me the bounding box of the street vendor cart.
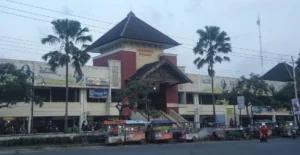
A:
[125,120,147,144]
[147,120,174,143]
[102,120,125,145]
[179,122,200,142]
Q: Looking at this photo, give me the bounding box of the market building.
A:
[0,12,293,132]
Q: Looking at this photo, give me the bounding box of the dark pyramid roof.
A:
[261,62,293,82]
[87,12,180,52]
[127,59,192,84]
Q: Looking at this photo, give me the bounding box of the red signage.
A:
[126,133,145,141]
[155,133,173,140]
[137,48,154,56]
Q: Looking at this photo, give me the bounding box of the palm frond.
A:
[214,55,223,63]
[41,35,60,45]
[42,51,64,72]
[193,57,207,69]
[82,44,90,50]
[223,56,230,62]
[77,27,89,37]
[75,35,92,44]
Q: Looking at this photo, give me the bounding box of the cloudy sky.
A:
[0,0,299,78]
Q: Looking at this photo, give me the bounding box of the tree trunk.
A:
[64,38,69,133]
[64,62,69,133]
[246,105,250,125]
[211,76,216,123]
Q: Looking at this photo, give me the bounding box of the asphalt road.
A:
[1,139,299,155]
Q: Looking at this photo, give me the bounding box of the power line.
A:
[2,5,296,59]
[0,35,40,44]
[180,46,289,62]
[0,10,104,34]
[0,38,52,49]
[2,1,278,56]
[0,6,109,31]
[0,5,296,59]
[0,43,50,52]
[0,47,45,55]
[5,0,115,25]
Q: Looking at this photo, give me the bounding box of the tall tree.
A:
[0,63,43,108]
[41,19,92,132]
[193,26,232,122]
[221,73,270,124]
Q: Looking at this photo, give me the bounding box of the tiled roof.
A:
[87,11,180,51]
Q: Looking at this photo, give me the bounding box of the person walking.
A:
[230,118,234,128]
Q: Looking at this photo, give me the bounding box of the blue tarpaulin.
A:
[89,89,108,98]
[150,120,174,124]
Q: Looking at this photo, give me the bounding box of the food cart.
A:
[102,120,125,145]
[125,120,147,144]
[147,120,174,143]
[179,122,200,142]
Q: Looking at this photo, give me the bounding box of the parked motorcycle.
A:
[291,129,297,139]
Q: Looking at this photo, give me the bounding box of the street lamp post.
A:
[21,65,45,134]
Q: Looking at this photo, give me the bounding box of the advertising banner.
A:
[126,133,145,141]
[237,96,245,109]
[86,77,109,86]
[226,108,233,114]
[216,114,226,123]
[89,89,108,98]
[155,133,173,140]
[198,75,238,93]
[291,98,300,115]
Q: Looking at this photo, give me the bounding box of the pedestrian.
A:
[230,118,234,127]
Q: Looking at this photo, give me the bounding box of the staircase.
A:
[169,110,188,123]
[158,110,182,128]
[130,110,148,122]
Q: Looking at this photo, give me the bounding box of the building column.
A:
[79,89,87,132]
[272,109,276,122]
[180,92,186,104]
[27,103,32,133]
[193,93,200,128]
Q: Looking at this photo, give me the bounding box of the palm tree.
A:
[41,19,92,132]
[193,26,232,122]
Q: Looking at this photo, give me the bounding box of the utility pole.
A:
[257,13,264,75]
[291,57,299,127]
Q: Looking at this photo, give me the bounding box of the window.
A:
[34,88,50,102]
[51,87,79,102]
[111,89,121,102]
[202,94,213,105]
[186,93,193,104]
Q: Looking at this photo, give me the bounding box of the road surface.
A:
[0,139,298,155]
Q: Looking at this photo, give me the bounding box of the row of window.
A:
[179,93,236,105]
[34,88,120,103]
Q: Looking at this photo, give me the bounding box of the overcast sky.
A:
[0,0,299,78]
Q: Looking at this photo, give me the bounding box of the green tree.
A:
[193,26,232,122]
[221,73,269,124]
[114,80,160,120]
[41,19,92,132]
[269,80,300,111]
[0,63,43,108]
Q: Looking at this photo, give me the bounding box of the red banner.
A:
[126,133,145,141]
[155,133,173,140]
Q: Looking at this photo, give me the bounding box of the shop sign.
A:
[226,108,233,114]
[89,89,108,98]
[137,48,154,56]
[86,77,109,86]
[291,98,300,115]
